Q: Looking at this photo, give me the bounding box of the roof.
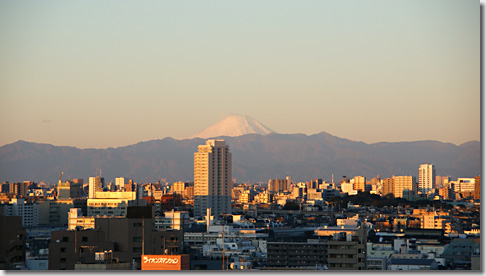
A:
[389,258,435,266]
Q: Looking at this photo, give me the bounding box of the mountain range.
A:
[0,116,480,185]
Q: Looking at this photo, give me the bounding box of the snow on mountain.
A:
[191,115,275,139]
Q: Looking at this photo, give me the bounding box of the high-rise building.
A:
[383,178,394,196]
[418,164,435,194]
[88,176,104,199]
[194,140,232,218]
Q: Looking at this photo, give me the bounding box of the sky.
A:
[0,0,480,149]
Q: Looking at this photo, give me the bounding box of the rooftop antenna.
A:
[59,171,63,183]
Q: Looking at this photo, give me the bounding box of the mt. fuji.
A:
[191,115,275,139]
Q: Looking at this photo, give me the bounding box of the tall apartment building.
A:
[418,164,435,194]
[382,178,394,196]
[194,140,232,218]
[89,176,104,199]
[474,175,480,200]
[392,176,416,198]
[353,176,366,192]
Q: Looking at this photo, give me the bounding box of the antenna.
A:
[59,171,63,183]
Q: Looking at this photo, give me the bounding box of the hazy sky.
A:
[0,0,479,149]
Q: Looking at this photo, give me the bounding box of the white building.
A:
[2,198,39,228]
[194,140,232,218]
[154,210,190,230]
[341,182,357,195]
[115,177,126,191]
[449,178,476,193]
[418,164,435,194]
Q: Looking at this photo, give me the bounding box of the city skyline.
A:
[0,0,480,149]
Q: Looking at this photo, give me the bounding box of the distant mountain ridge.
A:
[0,132,480,185]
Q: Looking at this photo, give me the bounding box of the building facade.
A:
[194,140,232,218]
[418,164,435,194]
[89,177,104,199]
[392,176,416,198]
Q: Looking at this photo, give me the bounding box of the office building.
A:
[418,164,435,194]
[194,140,232,218]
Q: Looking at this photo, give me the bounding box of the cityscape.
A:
[0,0,480,272]
[0,136,481,270]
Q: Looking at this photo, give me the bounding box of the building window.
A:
[133,237,142,242]
[133,247,142,253]
[82,237,88,242]
[60,258,66,263]
[62,237,69,242]
[60,247,66,253]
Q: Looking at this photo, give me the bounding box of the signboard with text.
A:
[141,254,190,270]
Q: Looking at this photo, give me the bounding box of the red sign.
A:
[141,254,189,270]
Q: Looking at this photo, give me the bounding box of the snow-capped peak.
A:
[191,115,275,139]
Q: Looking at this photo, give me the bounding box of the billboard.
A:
[141,254,190,270]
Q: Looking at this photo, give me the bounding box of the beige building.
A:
[87,198,129,217]
[239,190,253,204]
[171,181,189,195]
[353,176,366,192]
[392,176,416,198]
[67,208,95,230]
[194,140,232,218]
[257,190,271,204]
[268,178,290,193]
